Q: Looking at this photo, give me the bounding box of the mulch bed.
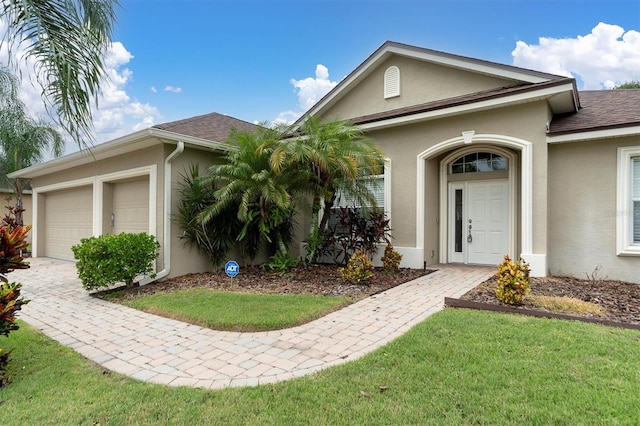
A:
[96,264,433,302]
[455,275,640,329]
[96,264,640,330]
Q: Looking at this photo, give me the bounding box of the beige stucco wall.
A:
[168,146,225,277]
[360,100,550,267]
[323,55,519,122]
[548,136,640,283]
[30,144,167,269]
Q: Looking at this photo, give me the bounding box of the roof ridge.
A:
[153,111,256,129]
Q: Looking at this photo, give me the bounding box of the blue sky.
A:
[2,0,639,149]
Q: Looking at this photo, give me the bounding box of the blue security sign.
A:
[225,260,240,278]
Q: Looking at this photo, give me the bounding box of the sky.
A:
[1,0,640,154]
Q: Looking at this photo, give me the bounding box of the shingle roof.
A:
[549,89,640,135]
[153,112,257,142]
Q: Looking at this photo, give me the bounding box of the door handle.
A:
[467,221,472,243]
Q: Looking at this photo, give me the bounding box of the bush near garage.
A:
[72,232,160,291]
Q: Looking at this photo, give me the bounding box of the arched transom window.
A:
[450,151,508,174]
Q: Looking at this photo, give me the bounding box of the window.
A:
[327,160,390,233]
[384,66,400,99]
[633,158,640,244]
[334,175,385,211]
[329,174,385,234]
[450,152,508,174]
[616,147,640,255]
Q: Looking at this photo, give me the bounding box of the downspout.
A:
[141,141,184,284]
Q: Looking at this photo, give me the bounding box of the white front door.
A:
[448,180,509,265]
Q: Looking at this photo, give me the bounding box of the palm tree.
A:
[202,125,299,260]
[175,164,243,267]
[1,0,119,146]
[270,116,386,262]
[0,73,64,225]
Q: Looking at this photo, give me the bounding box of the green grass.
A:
[118,289,351,331]
[3,310,640,425]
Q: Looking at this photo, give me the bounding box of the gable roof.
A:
[153,112,257,141]
[296,41,581,132]
[549,89,640,136]
[298,41,576,127]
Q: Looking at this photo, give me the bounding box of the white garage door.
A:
[112,178,149,234]
[44,186,93,261]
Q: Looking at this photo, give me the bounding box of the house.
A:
[8,112,257,280]
[299,41,639,283]
[10,41,640,283]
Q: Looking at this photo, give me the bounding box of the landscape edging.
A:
[444,297,640,331]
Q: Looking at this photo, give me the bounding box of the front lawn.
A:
[116,289,351,331]
[3,309,640,425]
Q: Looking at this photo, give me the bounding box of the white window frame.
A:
[616,146,640,256]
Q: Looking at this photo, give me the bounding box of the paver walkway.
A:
[14,258,493,389]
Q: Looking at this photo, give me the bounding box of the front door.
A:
[448,180,509,265]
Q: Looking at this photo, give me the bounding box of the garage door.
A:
[112,178,149,234]
[44,186,93,261]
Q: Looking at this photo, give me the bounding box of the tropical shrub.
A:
[0,225,31,282]
[175,164,242,267]
[72,232,160,291]
[495,255,530,305]
[320,207,391,265]
[381,243,402,272]
[0,281,29,382]
[263,251,300,272]
[203,127,299,261]
[0,212,30,386]
[339,250,374,284]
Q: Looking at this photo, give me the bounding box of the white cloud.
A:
[150,86,157,93]
[512,22,640,89]
[272,110,300,126]
[278,64,339,124]
[0,22,162,150]
[164,85,182,93]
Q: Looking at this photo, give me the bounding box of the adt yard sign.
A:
[225,260,239,278]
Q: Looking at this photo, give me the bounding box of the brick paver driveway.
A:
[14,258,493,389]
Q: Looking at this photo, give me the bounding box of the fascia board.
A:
[357,82,576,131]
[546,125,640,144]
[8,128,229,179]
[384,45,551,84]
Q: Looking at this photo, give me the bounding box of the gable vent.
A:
[384,66,400,99]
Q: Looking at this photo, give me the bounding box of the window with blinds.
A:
[633,158,640,244]
[328,175,385,232]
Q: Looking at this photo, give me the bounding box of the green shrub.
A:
[339,250,374,284]
[263,251,300,272]
[72,232,160,291]
[175,165,243,267]
[495,255,530,305]
[381,243,402,272]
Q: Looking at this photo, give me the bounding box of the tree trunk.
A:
[317,191,337,233]
[304,195,322,263]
